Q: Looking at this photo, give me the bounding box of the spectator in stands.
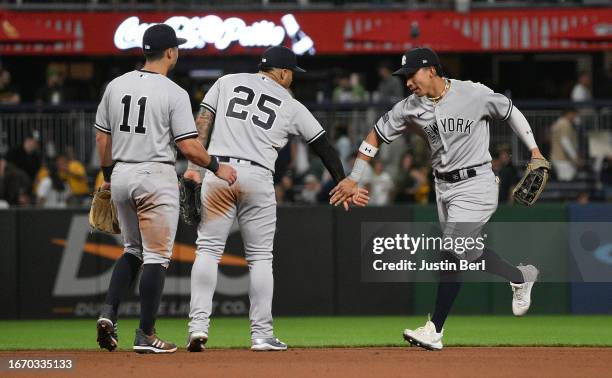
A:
[332,72,366,103]
[5,133,41,185]
[376,63,404,104]
[576,191,590,205]
[571,72,592,103]
[493,145,518,203]
[394,152,430,204]
[35,67,67,105]
[379,132,408,180]
[599,154,612,202]
[335,124,352,170]
[0,69,20,104]
[550,109,581,181]
[36,155,71,208]
[369,159,394,206]
[0,154,31,207]
[275,174,295,204]
[299,174,321,204]
[62,147,90,205]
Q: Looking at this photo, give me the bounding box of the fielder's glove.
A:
[179,176,202,225]
[512,157,551,206]
[89,189,121,234]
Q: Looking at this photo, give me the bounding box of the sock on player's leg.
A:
[139,264,167,335]
[104,253,142,320]
[475,248,524,283]
[431,268,462,333]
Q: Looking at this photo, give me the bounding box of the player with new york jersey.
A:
[330,48,548,351]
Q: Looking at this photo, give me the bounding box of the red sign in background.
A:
[0,8,610,55]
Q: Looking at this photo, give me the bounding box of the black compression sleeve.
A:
[309,135,346,184]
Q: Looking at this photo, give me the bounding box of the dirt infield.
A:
[2,347,611,378]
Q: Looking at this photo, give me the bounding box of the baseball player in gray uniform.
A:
[184,46,368,352]
[94,24,236,354]
[330,47,544,350]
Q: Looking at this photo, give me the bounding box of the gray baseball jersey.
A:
[94,70,199,163]
[374,79,512,173]
[190,72,324,341]
[200,73,325,171]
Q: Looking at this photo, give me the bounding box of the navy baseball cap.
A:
[259,46,306,73]
[392,47,441,77]
[142,24,187,52]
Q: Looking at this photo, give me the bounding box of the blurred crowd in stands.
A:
[0,61,611,208]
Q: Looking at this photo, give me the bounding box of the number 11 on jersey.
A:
[120,94,148,134]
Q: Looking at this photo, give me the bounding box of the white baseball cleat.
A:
[186,332,208,352]
[511,264,539,316]
[403,320,443,351]
[251,337,288,351]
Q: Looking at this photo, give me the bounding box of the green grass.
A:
[0,316,611,350]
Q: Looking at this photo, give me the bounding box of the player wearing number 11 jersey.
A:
[94,24,236,354]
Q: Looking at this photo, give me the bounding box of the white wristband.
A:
[349,158,368,183]
[359,141,379,158]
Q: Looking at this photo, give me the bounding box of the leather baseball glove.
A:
[89,189,120,234]
[512,157,551,206]
[179,176,202,225]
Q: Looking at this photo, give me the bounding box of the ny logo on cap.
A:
[401,55,407,66]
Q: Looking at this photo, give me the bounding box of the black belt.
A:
[214,156,269,171]
[116,160,174,166]
[434,162,488,183]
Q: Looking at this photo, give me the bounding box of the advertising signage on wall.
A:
[113,14,315,55]
[0,8,610,55]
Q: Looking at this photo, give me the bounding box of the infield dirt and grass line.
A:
[1,316,611,377]
[1,316,612,350]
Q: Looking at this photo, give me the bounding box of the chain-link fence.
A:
[1,105,611,169]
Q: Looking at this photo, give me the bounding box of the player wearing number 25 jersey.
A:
[185,46,368,352]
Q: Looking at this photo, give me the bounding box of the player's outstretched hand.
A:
[352,187,369,207]
[215,163,237,186]
[341,187,370,211]
[329,178,368,207]
[100,181,111,191]
[183,169,202,184]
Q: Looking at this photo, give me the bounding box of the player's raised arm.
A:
[291,101,368,210]
[308,133,369,209]
[329,129,382,206]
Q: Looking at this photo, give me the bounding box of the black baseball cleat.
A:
[133,329,177,354]
[186,332,208,352]
[96,318,118,352]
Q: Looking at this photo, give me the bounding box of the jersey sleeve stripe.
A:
[306,129,326,144]
[502,98,513,121]
[174,131,199,142]
[94,123,111,134]
[200,103,216,114]
[374,124,391,144]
